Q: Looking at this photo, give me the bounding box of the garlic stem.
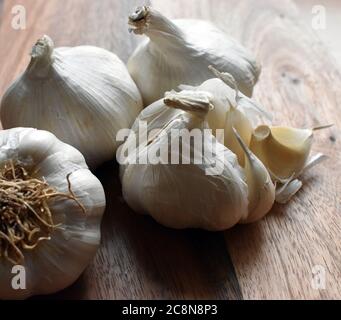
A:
[129,6,187,52]
[163,90,214,119]
[27,35,54,78]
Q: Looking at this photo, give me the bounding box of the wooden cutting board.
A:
[0,0,340,299]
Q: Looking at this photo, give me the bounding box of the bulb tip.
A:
[128,6,150,34]
[31,35,54,59]
[164,90,214,115]
[129,6,149,22]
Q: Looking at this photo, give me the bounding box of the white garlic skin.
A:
[0,35,143,168]
[119,91,249,230]
[127,6,260,105]
[185,78,255,165]
[0,128,105,299]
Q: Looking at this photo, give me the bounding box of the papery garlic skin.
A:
[0,128,105,299]
[183,76,254,166]
[0,35,143,168]
[127,6,261,105]
[118,90,249,231]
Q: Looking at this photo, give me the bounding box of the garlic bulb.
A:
[0,35,143,168]
[118,90,249,230]
[249,125,331,180]
[127,6,261,105]
[233,128,275,223]
[0,128,105,299]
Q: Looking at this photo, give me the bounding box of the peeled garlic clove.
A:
[0,35,143,168]
[119,90,249,231]
[0,128,105,299]
[249,125,315,180]
[127,6,261,105]
[233,128,275,223]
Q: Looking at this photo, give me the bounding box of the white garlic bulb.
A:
[0,35,143,168]
[0,128,105,299]
[118,90,249,231]
[127,6,261,105]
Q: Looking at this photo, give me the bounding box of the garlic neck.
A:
[129,7,188,55]
[164,90,213,121]
[27,35,54,78]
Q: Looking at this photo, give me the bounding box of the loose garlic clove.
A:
[249,125,319,180]
[233,128,275,223]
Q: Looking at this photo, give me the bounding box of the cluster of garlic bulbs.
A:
[0,4,329,299]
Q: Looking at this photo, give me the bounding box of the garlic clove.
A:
[224,107,253,166]
[249,125,315,180]
[233,128,275,223]
[205,66,270,166]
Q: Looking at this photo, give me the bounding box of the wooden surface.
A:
[0,0,340,299]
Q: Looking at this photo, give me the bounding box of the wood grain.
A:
[0,0,340,299]
[153,0,341,299]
